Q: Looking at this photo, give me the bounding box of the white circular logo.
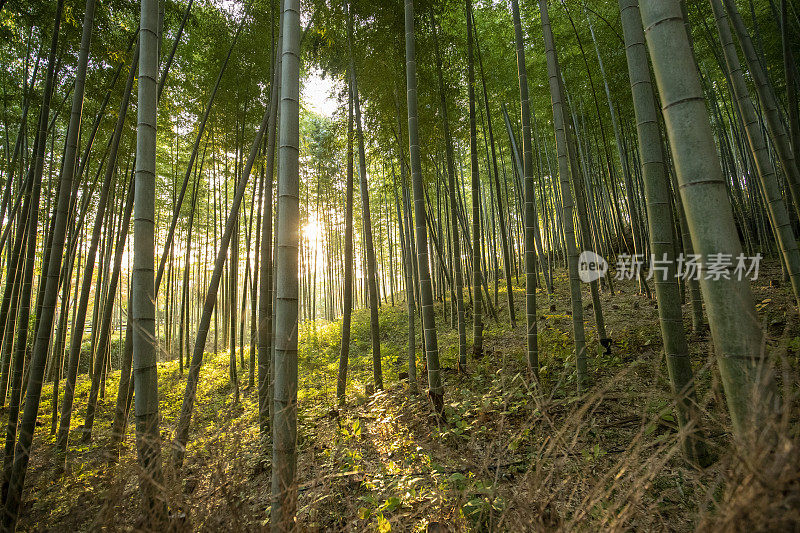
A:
[578,251,608,283]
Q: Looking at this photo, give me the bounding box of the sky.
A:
[302,68,339,118]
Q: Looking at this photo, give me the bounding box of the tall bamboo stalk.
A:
[619,0,709,465]
[539,0,588,392]
[132,0,166,521]
[641,0,776,439]
[271,0,301,527]
[405,0,444,413]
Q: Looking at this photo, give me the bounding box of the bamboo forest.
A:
[0,0,799,530]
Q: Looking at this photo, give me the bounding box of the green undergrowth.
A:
[11,262,800,531]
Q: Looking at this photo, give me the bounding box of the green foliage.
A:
[297,305,412,404]
[75,337,125,375]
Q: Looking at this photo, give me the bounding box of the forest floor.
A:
[9,261,800,531]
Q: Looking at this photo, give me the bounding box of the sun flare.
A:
[302,219,321,242]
